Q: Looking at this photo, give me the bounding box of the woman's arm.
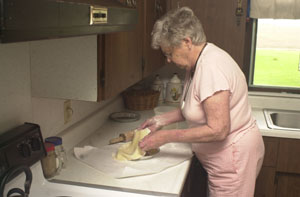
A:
[139,90,231,150]
[139,108,185,132]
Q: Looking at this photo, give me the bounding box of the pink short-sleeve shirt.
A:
[181,43,255,153]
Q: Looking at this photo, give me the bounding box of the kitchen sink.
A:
[263,109,300,131]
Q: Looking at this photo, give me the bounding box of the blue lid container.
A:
[45,136,62,146]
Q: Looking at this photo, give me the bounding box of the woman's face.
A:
[161,43,192,70]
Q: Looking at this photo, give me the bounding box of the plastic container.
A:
[45,137,67,172]
[154,106,179,130]
[41,142,57,179]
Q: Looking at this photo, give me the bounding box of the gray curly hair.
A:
[151,7,206,49]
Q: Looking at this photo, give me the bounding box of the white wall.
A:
[0,42,32,134]
[30,36,98,101]
[31,97,116,138]
[0,36,118,138]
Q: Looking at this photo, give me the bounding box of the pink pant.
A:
[194,126,265,197]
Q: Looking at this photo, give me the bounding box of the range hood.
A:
[0,0,138,43]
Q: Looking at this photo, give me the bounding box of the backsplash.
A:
[0,42,32,134]
[0,35,119,138]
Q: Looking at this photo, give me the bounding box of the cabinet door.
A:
[98,32,142,100]
[142,0,166,78]
[262,137,279,167]
[181,156,207,197]
[254,167,277,197]
[254,137,279,197]
[277,174,300,197]
[277,138,300,174]
[97,3,143,100]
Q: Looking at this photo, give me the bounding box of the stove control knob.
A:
[30,137,41,151]
[19,143,31,158]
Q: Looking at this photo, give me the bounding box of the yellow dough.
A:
[114,128,150,161]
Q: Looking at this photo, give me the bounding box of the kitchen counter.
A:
[249,92,300,140]
[50,92,300,196]
[252,108,300,139]
[52,108,191,197]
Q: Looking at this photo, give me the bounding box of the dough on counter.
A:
[114,128,150,161]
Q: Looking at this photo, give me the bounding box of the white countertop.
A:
[52,109,191,197]
[249,92,300,140]
[252,107,300,139]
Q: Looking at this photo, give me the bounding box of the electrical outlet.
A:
[64,100,73,124]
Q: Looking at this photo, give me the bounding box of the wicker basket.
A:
[123,89,160,111]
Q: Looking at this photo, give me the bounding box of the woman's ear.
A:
[182,37,192,49]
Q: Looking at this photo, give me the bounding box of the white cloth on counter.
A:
[73,143,193,178]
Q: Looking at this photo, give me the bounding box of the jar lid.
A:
[45,136,62,146]
[153,75,163,85]
[44,142,55,152]
[169,73,181,84]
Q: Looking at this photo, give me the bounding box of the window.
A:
[249,19,300,93]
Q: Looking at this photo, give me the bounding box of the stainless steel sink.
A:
[263,109,300,131]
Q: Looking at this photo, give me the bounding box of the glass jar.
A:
[45,137,67,172]
[41,142,57,179]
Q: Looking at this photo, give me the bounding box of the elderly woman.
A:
[139,7,265,196]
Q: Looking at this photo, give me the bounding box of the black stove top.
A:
[0,123,46,197]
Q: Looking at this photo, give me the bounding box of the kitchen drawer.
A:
[277,138,300,174]
[262,137,279,167]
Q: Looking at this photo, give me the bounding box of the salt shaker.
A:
[45,137,67,171]
[165,73,183,103]
[151,74,164,103]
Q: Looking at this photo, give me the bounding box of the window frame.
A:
[248,19,300,94]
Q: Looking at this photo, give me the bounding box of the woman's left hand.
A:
[139,130,168,151]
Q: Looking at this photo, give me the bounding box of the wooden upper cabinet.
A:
[97,27,143,101]
[97,0,167,101]
[31,1,167,102]
[142,0,167,78]
[97,1,144,101]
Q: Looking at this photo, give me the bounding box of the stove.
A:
[0,123,45,197]
[0,123,46,179]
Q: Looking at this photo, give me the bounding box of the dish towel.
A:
[73,143,193,178]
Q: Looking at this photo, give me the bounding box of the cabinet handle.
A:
[100,69,105,88]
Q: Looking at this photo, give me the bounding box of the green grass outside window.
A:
[254,49,300,88]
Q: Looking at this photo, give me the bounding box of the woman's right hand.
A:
[138,116,164,132]
[138,108,184,132]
